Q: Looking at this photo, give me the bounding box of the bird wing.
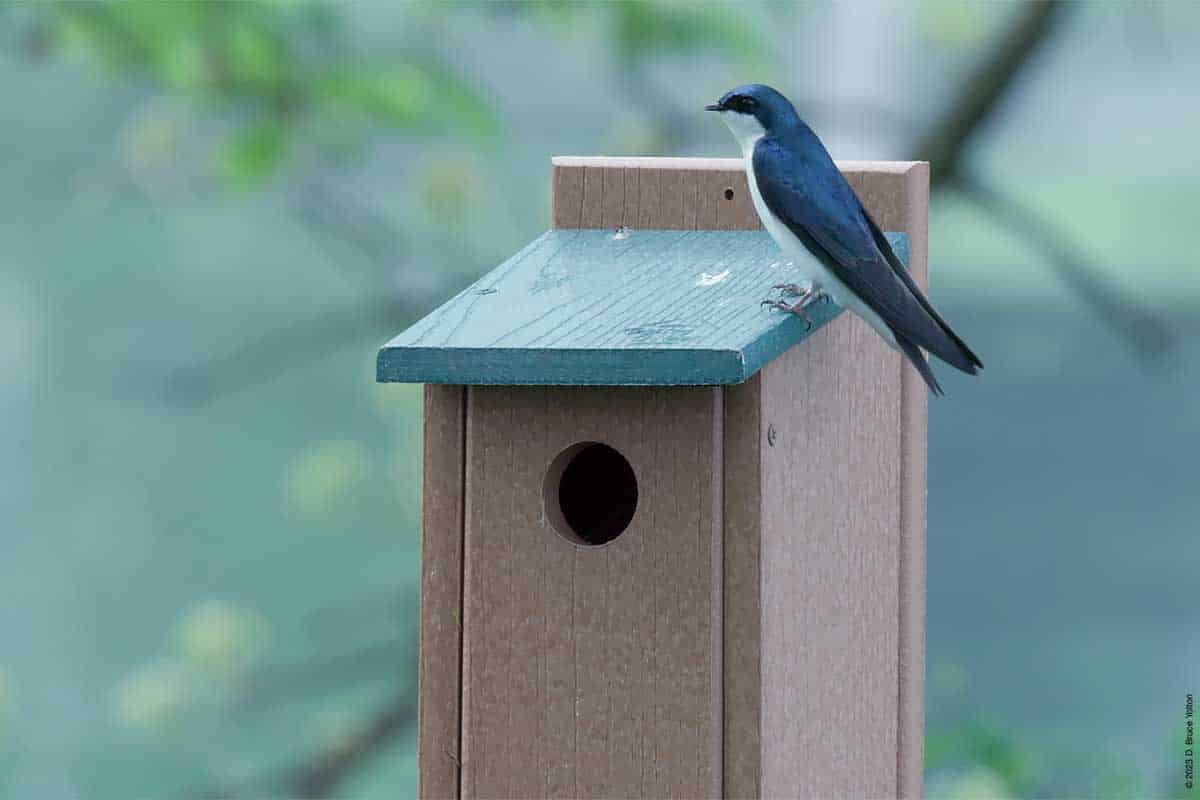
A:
[858,199,982,371]
[752,137,980,374]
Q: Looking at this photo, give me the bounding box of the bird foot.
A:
[772,283,813,298]
[761,283,826,330]
[760,298,814,330]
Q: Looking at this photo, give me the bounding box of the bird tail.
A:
[893,329,944,397]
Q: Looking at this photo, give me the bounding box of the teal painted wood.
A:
[376,229,908,386]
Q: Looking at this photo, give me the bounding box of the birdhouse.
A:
[377,157,929,800]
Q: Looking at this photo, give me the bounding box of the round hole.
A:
[544,442,638,546]
[723,187,735,200]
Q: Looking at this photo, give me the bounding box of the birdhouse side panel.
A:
[850,160,931,800]
[756,314,904,799]
[460,385,723,800]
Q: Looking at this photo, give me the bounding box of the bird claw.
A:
[761,298,813,330]
[771,283,812,297]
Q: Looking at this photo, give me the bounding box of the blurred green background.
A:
[3,2,1199,797]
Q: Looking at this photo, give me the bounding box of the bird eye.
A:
[737,96,757,112]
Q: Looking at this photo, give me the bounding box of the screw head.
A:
[767,424,777,446]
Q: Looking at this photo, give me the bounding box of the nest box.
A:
[377,157,929,800]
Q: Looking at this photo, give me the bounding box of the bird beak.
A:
[704,103,722,112]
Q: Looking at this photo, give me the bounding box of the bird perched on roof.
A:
[707,83,981,395]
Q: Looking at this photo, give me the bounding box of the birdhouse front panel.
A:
[460,384,723,800]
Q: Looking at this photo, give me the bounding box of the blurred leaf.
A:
[926,719,1037,796]
[284,439,371,518]
[174,599,267,676]
[112,658,197,731]
[224,16,291,94]
[220,120,288,187]
[318,63,497,141]
[417,153,483,225]
[924,765,1013,799]
[500,1,767,68]
[318,67,427,128]
[917,0,1004,48]
[609,2,767,66]
[54,3,209,85]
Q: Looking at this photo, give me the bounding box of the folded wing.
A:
[753,138,981,374]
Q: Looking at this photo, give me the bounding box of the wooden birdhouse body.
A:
[380,158,928,799]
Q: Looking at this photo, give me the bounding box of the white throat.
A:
[719,111,765,158]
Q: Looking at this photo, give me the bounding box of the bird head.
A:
[706,84,799,152]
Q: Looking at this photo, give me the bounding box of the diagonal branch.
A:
[913,1,1172,359]
[276,691,417,797]
[292,179,405,271]
[163,296,402,408]
[953,171,1174,360]
[238,638,413,713]
[916,2,1067,187]
[188,688,418,800]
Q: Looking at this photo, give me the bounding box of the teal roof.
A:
[377,228,907,385]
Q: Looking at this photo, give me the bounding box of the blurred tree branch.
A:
[954,171,1172,359]
[914,0,1173,360]
[276,691,417,797]
[191,688,417,799]
[162,0,1172,411]
[238,638,411,713]
[914,1,1065,189]
[164,296,400,408]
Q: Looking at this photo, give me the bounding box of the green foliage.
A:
[21,2,498,187]
[221,119,288,186]
[926,718,1037,797]
[283,440,371,519]
[12,1,771,188]
[926,716,1152,799]
[317,63,497,141]
[515,0,768,68]
[607,1,767,66]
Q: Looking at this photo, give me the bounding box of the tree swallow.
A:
[707,83,981,395]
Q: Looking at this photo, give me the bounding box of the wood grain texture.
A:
[411,159,928,800]
[722,318,905,800]
[460,385,723,800]
[721,161,928,799]
[378,228,909,386]
[551,157,917,232]
[419,385,466,800]
[553,158,759,231]
[380,156,916,387]
[898,162,929,800]
[721,375,763,800]
[759,316,903,799]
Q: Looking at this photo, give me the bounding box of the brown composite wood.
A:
[720,375,764,799]
[552,156,916,232]
[897,163,930,800]
[419,385,467,800]
[755,314,903,798]
[460,385,724,799]
[552,157,761,230]
[721,161,929,799]
[420,157,927,798]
